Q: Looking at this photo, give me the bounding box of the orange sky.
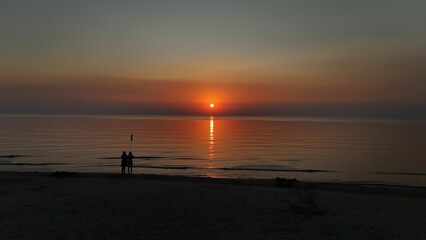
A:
[0,75,424,117]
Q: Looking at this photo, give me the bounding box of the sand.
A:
[0,172,425,240]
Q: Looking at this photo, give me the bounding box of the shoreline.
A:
[1,171,425,197]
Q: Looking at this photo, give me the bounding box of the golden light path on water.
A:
[209,116,214,160]
[204,115,218,178]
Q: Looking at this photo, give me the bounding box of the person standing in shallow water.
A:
[121,151,127,175]
[127,151,134,175]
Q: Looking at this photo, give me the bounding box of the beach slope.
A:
[0,172,425,240]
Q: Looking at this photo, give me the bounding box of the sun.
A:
[210,103,215,108]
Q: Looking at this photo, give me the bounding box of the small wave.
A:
[277,159,303,162]
[96,164,195,170]
[170,157,205,160]
[99,156,166,160]
[131,165,332,173]
[219,167,332,173]
[376,172,426,176]
[138,156,168,159]
[0,163,69,166]
[75,163,333,173]
[135,165,193,170]
[0,155,35,158]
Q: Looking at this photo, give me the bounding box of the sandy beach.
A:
[0,172,425,240]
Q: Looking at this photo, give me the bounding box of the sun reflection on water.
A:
[209,116,214,160]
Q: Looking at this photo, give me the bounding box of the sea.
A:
[0,115,425,186]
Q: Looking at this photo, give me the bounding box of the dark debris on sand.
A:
[275,177,298,187]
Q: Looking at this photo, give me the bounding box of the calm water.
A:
[0,115,425,186]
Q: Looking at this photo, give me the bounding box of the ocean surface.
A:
[0,115,425,186]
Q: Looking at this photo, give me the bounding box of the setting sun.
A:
[210,103,215,108]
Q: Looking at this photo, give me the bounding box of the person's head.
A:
[122,151,126,155]
[129,151,132,155]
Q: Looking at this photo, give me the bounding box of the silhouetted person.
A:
[131,134,133,142]
[121,151,127,175]
[127,151,134,175]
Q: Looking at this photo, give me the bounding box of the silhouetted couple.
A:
[121,151,134,175]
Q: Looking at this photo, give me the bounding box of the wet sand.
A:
[0,172,425,240]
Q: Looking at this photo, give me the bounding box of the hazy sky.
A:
[0,0,425,117]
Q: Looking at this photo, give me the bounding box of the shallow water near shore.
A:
[0,115,425,186]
